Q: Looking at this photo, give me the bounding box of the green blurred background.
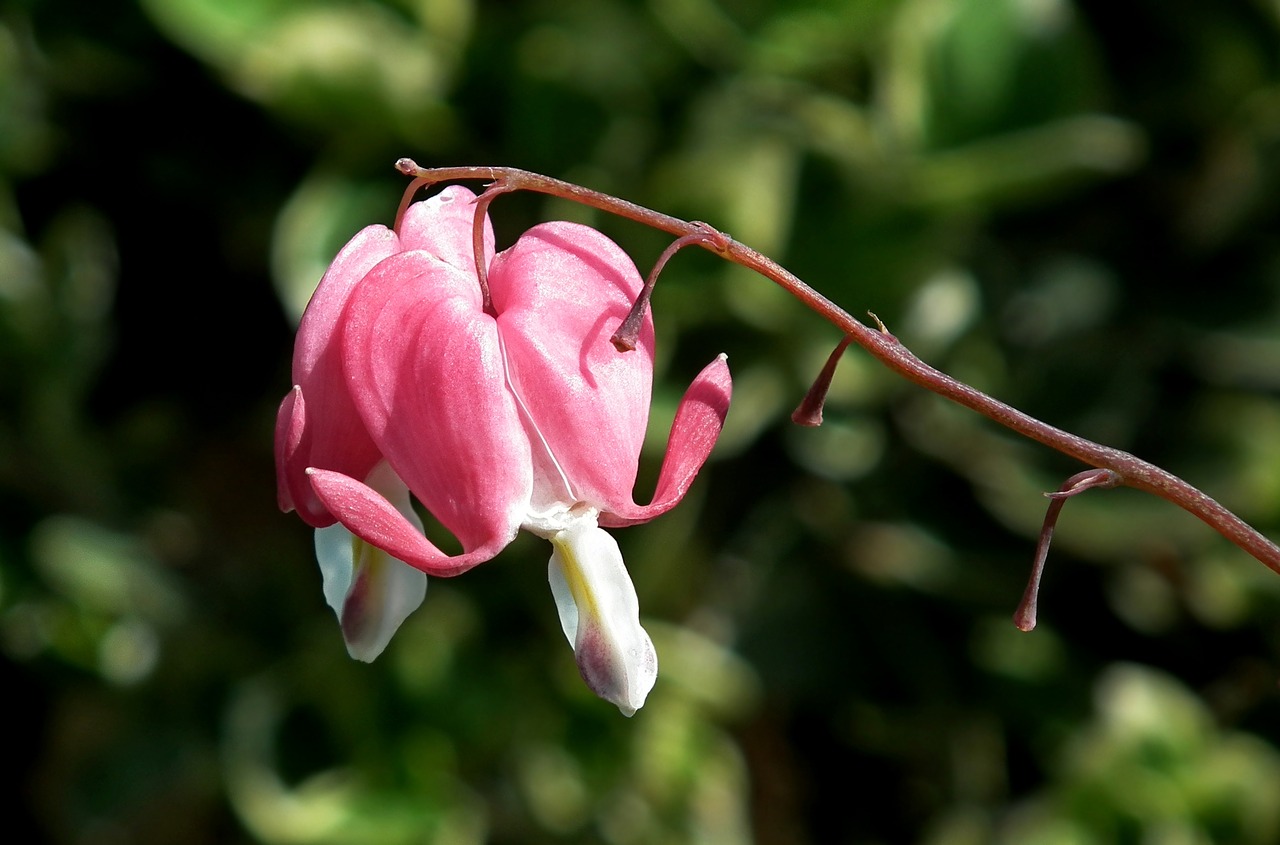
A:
[5,0,1280,842]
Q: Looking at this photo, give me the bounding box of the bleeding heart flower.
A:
[276,185,732,715]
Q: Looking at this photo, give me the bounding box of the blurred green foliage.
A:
[4,0,1280,842]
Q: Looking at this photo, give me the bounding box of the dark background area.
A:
[4,0,1280,842]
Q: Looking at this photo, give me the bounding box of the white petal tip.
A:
[575,625,658,716]
[314,512,427,668]
[547,520,659,716]
[346,647,382,664]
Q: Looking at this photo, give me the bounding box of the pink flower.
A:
[275,186,732,714]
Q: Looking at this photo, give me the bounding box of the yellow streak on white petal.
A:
[549,531,598,621]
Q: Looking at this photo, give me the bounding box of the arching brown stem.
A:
[391,159,1280,576]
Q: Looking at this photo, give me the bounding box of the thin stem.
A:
[392,159,1280,576]
[394,175,432,234]
[470,185,512,317]
[612,223,728,352]
[1015,469,1121,631]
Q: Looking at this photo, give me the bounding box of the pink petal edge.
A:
[307,468,516,577]
[274,386,305,514]
[277,225,401,526]
[600,354,732,527]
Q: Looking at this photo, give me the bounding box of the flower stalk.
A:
[392,159,1280,578]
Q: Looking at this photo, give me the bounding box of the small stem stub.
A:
[1014,468,1120,632]
[792,334,855,426]
[611,223,727,352]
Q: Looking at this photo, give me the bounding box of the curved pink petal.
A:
[397,185,496,274]
[489,221,655,512]
[600,354,732,527]
[308,469,508,576]
[275,386,305,512]
[277,224,401,525]
[340,249,532,553]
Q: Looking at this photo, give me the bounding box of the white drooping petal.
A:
[547,516,657,716]
[314,463,427,662]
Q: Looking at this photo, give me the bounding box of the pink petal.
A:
[339,250,533,553]
[397,185,496,274]
[600,354,732,527]
[489,221,655,511]
[309,469,509,576]
[277,225,401,525]
[293,225,401,371]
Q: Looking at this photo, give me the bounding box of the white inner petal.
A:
[313,462,428,662]
[546,513,657,716]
